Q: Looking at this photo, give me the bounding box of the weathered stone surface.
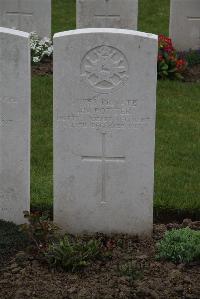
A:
[0,0,51,37]
[77,0,138,30]
[54,28,158,235]
[169,0,200,51]
[0,27,30,224]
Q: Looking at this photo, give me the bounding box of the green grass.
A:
[139,0,170,36]
[31,0,200,213]
[31,76,53,209]
[52,0,76,34]
[155,81,200,210]
[52,0,170,36]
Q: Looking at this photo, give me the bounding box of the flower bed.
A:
[158,35,186,80]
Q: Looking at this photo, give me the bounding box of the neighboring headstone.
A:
[54,28,158,236]
[169,0,200,51]
[0,0,51,37]
[77,0,138,30]
[0,27,30,224]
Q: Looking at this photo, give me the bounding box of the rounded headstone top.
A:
[54,28,157,41]
[0,27,29,38]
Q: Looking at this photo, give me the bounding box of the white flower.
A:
[39,40,46,46]
[43,37,51,43]
[48,46,53,52]
[33,56,40,63]
[30,33,53,63]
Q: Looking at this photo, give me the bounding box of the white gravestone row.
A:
[54,29,158,235]
[77,0,138,30]
[0,28,157,236]
[0,27,30,224]
[0,0,198,236]
[78,0,199,51]
[170,0,200,51]
[0,0,199,51]
[0,0,51,37]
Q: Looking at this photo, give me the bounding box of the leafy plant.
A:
[20,211,59,253]
[156,227,200,263]
[179,49,200,67]
[30,32,53,64]
[117,260,143,281]
[46,235,101,272]
[158,34,186,80]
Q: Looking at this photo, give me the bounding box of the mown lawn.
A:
[31,0,200,213]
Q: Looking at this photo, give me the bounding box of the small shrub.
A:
[20,211,59,254]
[156,227,200,263]
[158,34,186,80]
[118,260,143,281]
[30,32,53,64]
[46,235,101,272]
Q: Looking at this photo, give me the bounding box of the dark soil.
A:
[0,220,27,266]
[154,208,200,224]
[0,220,199,299]
[32,57,53,76]
[30,204,200,225]
[183,64,200,83]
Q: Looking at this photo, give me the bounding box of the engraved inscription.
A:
[0,97,18,127]
[82,132,125,204]
[6,0,33,30]
[0,97,17,103]
[0,188,16,212]
[57,96,151,130]
[81,46,128,93]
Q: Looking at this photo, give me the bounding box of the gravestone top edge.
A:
[54,28,158,41]
[0,26,30,38]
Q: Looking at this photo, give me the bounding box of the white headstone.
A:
[54,28,158,236]
[77,0,138,30]
[0,27,30,224]
[170,0,200,51]
[0,0,51,37]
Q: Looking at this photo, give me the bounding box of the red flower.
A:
[176,59,186,70]
[163,46,174,54]
[158,34,187,79]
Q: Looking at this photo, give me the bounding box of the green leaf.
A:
[161,64,169,71]
[162,71,168,76]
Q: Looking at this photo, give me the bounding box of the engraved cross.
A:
[82,133,125,204]
[94,0,120,27]
[6,0,33,29]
